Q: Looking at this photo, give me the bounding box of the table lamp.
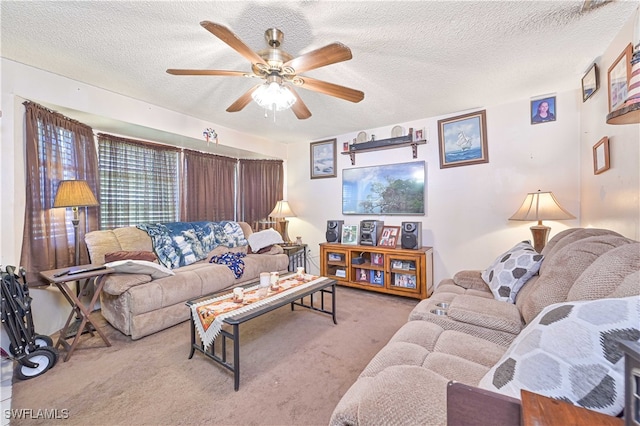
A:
[269,200,296,244]
[509,190,575,253]
[54,180,99,266]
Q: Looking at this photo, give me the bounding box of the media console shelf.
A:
[341,135,427,165]
[320,243,433,299]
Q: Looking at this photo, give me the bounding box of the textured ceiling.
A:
[1,1,637,147]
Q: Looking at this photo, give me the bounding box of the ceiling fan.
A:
[167,21,365,120]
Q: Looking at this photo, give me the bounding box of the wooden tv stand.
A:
[320,243,433,299]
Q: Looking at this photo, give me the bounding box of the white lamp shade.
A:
[509,190,574,222]
[269,200,296,218]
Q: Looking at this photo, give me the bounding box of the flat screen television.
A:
[342,161,425,215]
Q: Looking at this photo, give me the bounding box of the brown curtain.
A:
[21,102,99,285]
[181,149,237,221]
[238,159,284,225]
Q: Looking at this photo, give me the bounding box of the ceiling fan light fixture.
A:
[251,81,296,111]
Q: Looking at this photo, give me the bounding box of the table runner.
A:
[191,275,322,349]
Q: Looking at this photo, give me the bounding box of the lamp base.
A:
[275,219,292,244]
[530,225,550,253]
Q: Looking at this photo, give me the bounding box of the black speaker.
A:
[326,220,344,243]
[359,220,384,246]
[401,222,422,249]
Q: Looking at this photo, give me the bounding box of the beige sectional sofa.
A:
[330,228,640,425]
[85,222,289,340]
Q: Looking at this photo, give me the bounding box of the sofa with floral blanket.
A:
[85,221,289,339]
[330,228,640,425]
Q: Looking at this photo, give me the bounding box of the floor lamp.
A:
[269,200,296,244]
[54,180,99,336]
[509,190,575,253]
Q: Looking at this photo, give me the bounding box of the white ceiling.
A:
[2,1,637,147]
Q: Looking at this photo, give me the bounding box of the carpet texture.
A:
[10,287,417,425]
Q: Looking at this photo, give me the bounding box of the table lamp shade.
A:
[53,180,99,208]
[509,190,575,253]
[509,191,575,223]
[269,200,296,218]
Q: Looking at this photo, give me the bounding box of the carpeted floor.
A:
[10,287,418,425]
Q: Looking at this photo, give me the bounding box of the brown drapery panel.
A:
[21,102,99,286]
[238,159,284,225]
[181,149,237,221]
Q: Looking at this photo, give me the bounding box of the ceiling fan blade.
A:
[200,21,268,67]
[226,85,261,112]
[166,69,249,77]
[295,76,364,103]
[289,88,312,120]
[284,42,352,74]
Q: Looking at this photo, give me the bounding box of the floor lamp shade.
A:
[509,190,575,253]
[53,180,99,266]
[269,200,296,243]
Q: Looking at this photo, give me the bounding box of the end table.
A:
[281,244,308,272]
[40,265,114,361]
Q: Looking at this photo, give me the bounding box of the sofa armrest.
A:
[447,381,521,426]
[448,295,523,334]
[452,270,488,291]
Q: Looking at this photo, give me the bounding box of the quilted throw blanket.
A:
[209,252,246,279]
[136,221,247,269]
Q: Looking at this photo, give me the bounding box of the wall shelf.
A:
[341,135,426,165]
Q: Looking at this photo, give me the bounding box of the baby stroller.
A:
[1,265,58,379]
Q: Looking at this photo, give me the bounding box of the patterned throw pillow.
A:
[478,296,640,416]
[481,241,543,303]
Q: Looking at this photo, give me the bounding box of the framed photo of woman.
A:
[530,96,556,124]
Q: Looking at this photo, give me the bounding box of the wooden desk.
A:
[521,389,623,426]
[40,265,114,361]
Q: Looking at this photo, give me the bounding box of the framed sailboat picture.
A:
[437,110,489,169]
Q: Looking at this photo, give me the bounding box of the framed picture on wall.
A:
[581,63,599,102]
[608,43,633,113]
[530,96,556,124]
[437,110,489,169]
[593,136,610,175]
[310,138,337,179]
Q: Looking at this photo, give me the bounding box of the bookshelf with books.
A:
[319,243,433,299]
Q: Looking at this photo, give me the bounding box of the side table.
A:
[281,244,308,272]
[521,389,623,426]
[40,265,114,361]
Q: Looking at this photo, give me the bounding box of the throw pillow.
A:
[105,260,175,279]
[104,250,157,263]
[481,241,543,303]
[478,296,640,416]
[247,228,284,253]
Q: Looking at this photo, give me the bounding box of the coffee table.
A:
[186,275,337,391]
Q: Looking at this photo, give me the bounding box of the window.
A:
[98,134,180,228]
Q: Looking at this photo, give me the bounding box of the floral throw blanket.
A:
[136,221,247,269]
[209,252,246,279]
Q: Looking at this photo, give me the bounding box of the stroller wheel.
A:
[15,349,56,380]
[34,334,54,348]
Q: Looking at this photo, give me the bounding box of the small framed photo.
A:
[393,273,416,289]
[581,63,599,102]
[341,225,359,245]
[355,268,369,282]
[593,136,610,175]
[608,43,633,113]
[310,138,337,179]
[437,110,489,169]
[371,253,384,266]
[531,96,556,124]
[414,128,425,141]
[378,226,400,248]
[370,270,384,286]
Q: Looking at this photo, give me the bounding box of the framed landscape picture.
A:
[310,138,337,179]
[341,224,359,245]
[342,161,425,215]
[437,110,488,168]
[581,63,599,102]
